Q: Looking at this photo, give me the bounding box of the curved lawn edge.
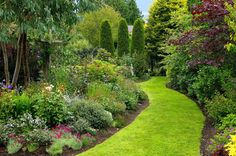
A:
[78,77,205,156]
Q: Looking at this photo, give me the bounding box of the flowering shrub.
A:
[225,135,236,156]
[208,128,236,155]
[75,60,119,84]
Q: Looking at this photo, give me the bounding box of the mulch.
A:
[0,100,149,156]
[198,104,217,156]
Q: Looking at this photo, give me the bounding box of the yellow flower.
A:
[225,135,236,156]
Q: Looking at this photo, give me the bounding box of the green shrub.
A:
[12,93,32,117]
[76,60,118,84]
[112,116,126,128]
[116,79,139,110]
[190,66,232,103]
[32,92,69,126]
[87,82,126,115]
[0,92,15,120]
[100,20,115,54]
[71,100,113,129]
[219,114,236,130]
[136,90,148,101]
[7,139,23,154]
[24,129,52,145]
[47,135,82,156]
[1,114,47,136]
[206,94,236,122]
[69,117,91,134]
[165,52,195,92]
[118,19,129,57]
[49,66,77,95]
[81,134,96,147]
[132,52,148,78]
[26,143,39,152]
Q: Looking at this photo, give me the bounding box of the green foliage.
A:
[165,52,195,92]
[24,129,52,145]
[7,139,23,154]
[87,82,126,115]
[47,135,82,156]
[79,6,121,47]
[116,79,139,110]
[187,0,202,11]
[112,116,126,128]
[0,92,15,120]
[69,117,91,134]
[190,66,232,103]
[126,0,142,25]
[76,60,119,84]
[26,143,39,153]
[103,0,141,24]
[96,48,114,62]
[49,66,77,94]
[12,93,32,117]
[132,53,148,78]
[103,0,129,20]
[71,100,113,129]
[117,19,129,57]
[206,94,236,122]
[81,134,96,147]
[131,19,145,55]
[32,92,69,126]
[146,0,185,72]
[219,114,236,131]
[100,20,115,54]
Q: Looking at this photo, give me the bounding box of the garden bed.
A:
[0,100,149,156]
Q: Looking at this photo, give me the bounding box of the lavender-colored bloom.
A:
[7,85,13,89]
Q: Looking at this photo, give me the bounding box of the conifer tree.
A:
[131,19,145,55]
[100,20,115,54]
[118,19,129,57]
[145,0,183,73]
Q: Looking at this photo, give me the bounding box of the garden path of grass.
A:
[78,77,205,156]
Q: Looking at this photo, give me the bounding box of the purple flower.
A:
[7,85,13,89]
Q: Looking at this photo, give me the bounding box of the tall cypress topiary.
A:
[100,20,115,55]
[117,19,129,57]
[131,18,145,55]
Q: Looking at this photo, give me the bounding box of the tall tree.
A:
[0,0,77,87]
[100,20,115,54]
[103,0,129,20]
[127,0,142,25]
[131,19,145,55]
[117,19,129,57]
[145,0,182,73]
[79,6,121,47]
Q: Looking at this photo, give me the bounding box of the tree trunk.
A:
[12,33,24,87]
[22,33,30,87]
[42,43,50,80]
[0,43,10,86]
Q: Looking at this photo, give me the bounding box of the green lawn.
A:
[78,77,205,156]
